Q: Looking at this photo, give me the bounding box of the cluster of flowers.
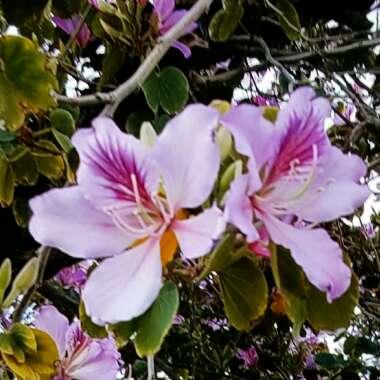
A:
[29,87,370,328]
[53,0,196,58]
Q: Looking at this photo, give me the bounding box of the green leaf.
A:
[12,198,31,228]
[305,270,359,331]
[219,257,268,330]
[49,108,76,137]
[11,324,37,353]
[0,158,15,207]
[3,328,59,380]
[0,258,12,304]
[141,72,161,113]
[141,67,189,114]
[159,67,189,114]
[209,1,244,42]
[199,234,239,279]
[32,140,65,179]
[3,258,39,308]
[0,36,58,130]
[0,130,17,142]
[276,0,301,40]
[125,109,154,137]
[111,319,138,346]
[79,302,108,339]
[134,281,179,357]
[100,43,127,88]
[315,352,346,370]
[271,247,307,334]
[0,334,14,355]
[11,148,39,186]
[52,128,74,153]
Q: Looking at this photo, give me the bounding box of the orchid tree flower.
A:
[29,105,223,324]
[34,305,121,380]
[221,87,370,302]
[152,0,198,58]
[53,15,91,49]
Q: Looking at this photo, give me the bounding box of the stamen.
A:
[287,144,318,201]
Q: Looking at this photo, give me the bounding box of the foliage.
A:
[0,0,379,379]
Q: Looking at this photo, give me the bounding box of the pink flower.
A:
[236,346,258,368]
[34,305,121,380]
[53,15,91,49]
[29,105,224,324]
[152,0,197,58]
[222,87,370,302]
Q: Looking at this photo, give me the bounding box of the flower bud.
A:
[219,160,243,201]
[0,258,11,304]
[140,122,157,148]
[3,257,38,308]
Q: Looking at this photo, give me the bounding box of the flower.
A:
[53,15,91,49]
[29,105,223,324]
[222,87,370,302]
[34,305,120,380]
[152,0,197,58]
[55,262,90,291]
[236,346,259,368]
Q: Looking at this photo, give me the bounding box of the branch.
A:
[57,0,214,114]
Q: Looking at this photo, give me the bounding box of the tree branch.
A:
[57,0,214,114]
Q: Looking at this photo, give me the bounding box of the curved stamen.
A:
[287,144,318,201]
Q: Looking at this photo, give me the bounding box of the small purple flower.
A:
[222,87,370,302]
[53,15,91,48]
[360,222,376,239]
[152,0,197,58]
[55,262,90,291]
[305,353,316,369]
[202,318,228,331]
[172,314,185,325]
[252,95,278,107]
[236,346,259,368]
[34,305,121,380]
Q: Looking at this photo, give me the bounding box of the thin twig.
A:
[147,355,155,380]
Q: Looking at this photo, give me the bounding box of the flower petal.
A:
[161,10,197,34]
[261,212,351,302]
[53,15,91,48]
[295,147,370,222]
[65,322,120,380]
[72,117,158,211]
[172,207,225,259]
[171,40,192,59]
[225,174,259,242]
[29,187,130,258]
[153,0,175,21]
[153,104,220,210]
[222,104,277,170]
[267,87,330,183]
[34,305,69,358]
[83,239,162,324]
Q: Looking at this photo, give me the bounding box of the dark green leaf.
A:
[159,67,189,114]
[0,158,15,207]
[134,281,179,357]
[79,302,108,339]
[276,0,301,40]
[209,2,244,42]
[219,258,268,330]
[49,108,76,137]
[306,270,359,331]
